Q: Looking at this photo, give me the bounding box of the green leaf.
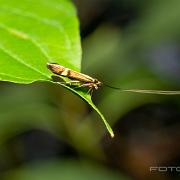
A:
[0,0,114,137]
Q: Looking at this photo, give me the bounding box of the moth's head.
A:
[94,79,102,88]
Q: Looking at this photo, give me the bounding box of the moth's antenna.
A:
[103,83,122,90]
[119,89,180,95]
[103,83,180,95]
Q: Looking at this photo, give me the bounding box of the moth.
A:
[47,63,102,94]
[47,63,180,95]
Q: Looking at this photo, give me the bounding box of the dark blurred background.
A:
[1,0,180,179]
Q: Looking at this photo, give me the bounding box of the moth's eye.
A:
[94,79,98,83]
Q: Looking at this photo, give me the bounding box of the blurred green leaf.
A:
[0,84,60,144]
[4,160,127,180]
[0,0,113,137]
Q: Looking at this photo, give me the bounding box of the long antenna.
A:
[103,83,180,95]
[103,83,122,90]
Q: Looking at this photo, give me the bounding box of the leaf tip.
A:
[110,131,115,138]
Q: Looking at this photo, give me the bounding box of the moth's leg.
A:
[80,83,93,88]
[78,83,94,95]
[72,83,93,95]
[56,80,80,86]
[87,87,94,96]
[73,82,92,89]
[66,80,80,86]
[73,82,85,89]
[79,83,96,95]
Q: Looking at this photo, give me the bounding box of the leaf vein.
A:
[0,72,39,82]
[0,43,48,78]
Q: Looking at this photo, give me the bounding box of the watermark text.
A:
[150,166,180,173]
